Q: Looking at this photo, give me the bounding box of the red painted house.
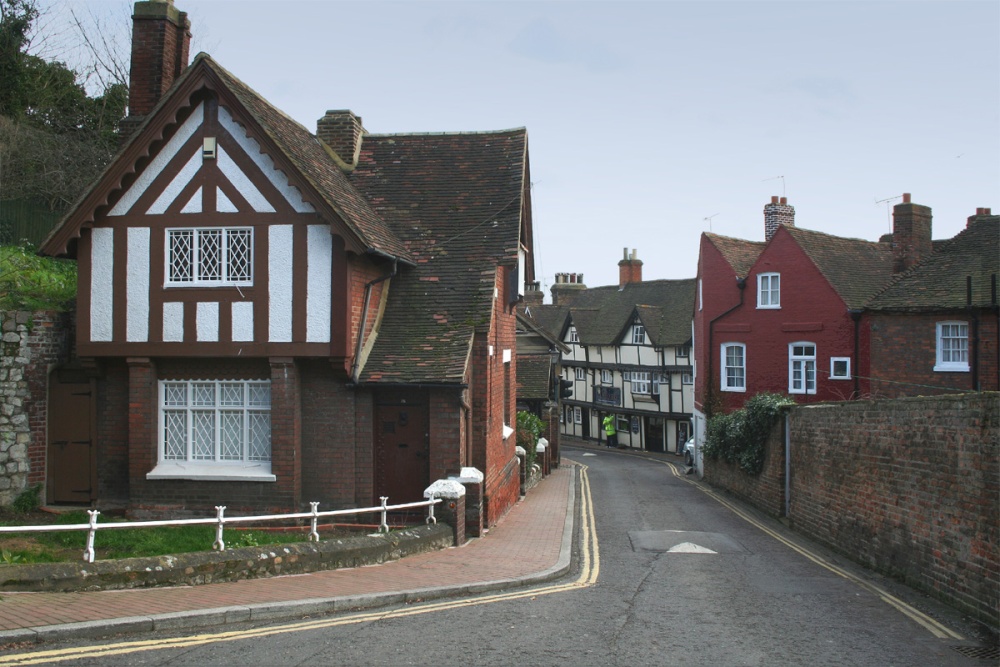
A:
[693,195,998,447]
[38,0,533,524]
[693,196,895,441]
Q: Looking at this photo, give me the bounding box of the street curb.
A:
[0,468,577,645]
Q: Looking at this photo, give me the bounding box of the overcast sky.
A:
[44,0,1000,295]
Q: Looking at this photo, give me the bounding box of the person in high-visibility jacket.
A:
[603,414,618,448]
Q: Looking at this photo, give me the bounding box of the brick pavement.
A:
[0,464,575,644]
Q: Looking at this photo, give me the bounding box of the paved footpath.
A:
[0,465,575,644]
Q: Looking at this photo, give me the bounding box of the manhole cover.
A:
[951,645,1000,661]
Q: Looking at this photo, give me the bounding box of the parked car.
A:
[684,437,695,466]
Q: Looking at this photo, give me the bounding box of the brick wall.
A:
[702,418,786,518]
[0,311,71,505]
[704,393,999,626]
[869,311,999,398]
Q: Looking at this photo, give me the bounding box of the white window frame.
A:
[676,345,690,359]
[830,357,851,380]
[149,379,274,481]
[632,324,646,345]
[568,326,579,343]
[166,227,254,287]
[935,321,969,372]
[601,369,612,384]
[789,342,817,394]
[651,372,668,395]
[757,272,780,309]
[721,343,746,392]
[630,371,651,394]
[682,372,693,385]
[575,367,586,381]
[573,406,582,424]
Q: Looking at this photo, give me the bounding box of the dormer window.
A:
[167,227,253,286]
[569,326,579,343]
[632,324,646,345]
[757,272,780,308]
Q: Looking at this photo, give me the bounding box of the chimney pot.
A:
[771,196,779,204]
[902,193,911,203]
[779,196,787,205]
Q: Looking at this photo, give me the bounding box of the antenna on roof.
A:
[762,175,786,197]
[875,194,903,233]
[703,213,720,232]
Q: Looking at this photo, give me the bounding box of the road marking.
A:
[667,542,717,554]
[616,449,965,641]
[0,465,600,665]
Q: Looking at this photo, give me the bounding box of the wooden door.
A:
[47,377,95,504]
[374,393,429,505]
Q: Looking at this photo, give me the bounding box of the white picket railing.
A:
[0,496,442,563]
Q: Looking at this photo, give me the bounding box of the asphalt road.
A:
[3,446,992,666]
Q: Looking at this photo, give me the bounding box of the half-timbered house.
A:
[39,0,532,523]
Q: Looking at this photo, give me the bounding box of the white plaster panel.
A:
[216,188,237,213]
[306,224,332,343]
[197,302,219,342]
[219,107,315,213]
[232,301,254,342]
[269,225,294,342]
[90,227,114,342]
[180,187,202,213]
[126,227,150,342]
[217,146,273,213]
[162,302,184,342]
[109,102,203,216]
[148,150,201,214]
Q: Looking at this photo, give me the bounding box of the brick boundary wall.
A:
[0,311,71,505]
[703,393,999,628]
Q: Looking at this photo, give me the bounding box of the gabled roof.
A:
[40,54,412,262]
[516,312,570,354]
[526,305,571,340]
[516,356,552,401]
[352,130,529,384]
[866,216,999,311]
[546,280,696,347]
[782,226,896,309]
[703,233,765,278]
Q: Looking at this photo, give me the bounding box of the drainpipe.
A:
[350,258,398,383]
[967,276,980,391]
[848,309,863,399]
[706,277,747,412]
[784,412,791,518]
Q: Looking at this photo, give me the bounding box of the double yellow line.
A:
[0,465,600,665]
[639,451,963,641]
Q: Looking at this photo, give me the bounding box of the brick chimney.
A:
[518,280,544,315]
[618,248,642,288]
[317,110,365,171]
[764,196,795,241]
[550,273,586,307]
[892,193,933,273]
[126,1,191,123]
[968,207,994,228]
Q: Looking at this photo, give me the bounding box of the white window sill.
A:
[757,305,781,310]
[147,462,276,482]
[502,424,515,440]
[721,386,746,392]
[933,364,969,373]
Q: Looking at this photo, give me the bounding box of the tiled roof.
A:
[516,356,551,400]
[205,56,413,261]
[350,130,528,383]
[526,305,570,340]
[867,216,999,311]
[555,279,696,346]
[783,226,896,309]
[704,233,765,277]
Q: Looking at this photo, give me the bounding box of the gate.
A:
[46,374,95,504]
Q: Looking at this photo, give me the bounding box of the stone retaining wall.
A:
[0,311,71,505]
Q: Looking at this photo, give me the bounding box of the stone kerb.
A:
[448,467,484,538]
[424,479,466,546]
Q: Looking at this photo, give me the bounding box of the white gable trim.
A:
[109,102,204,216]
[219,106,315,213]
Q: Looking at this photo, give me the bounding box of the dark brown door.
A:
[374,392,429,505]
[47,377,94,504]
[645,417,665,452]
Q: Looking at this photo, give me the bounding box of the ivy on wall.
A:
[703,392,794,475]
